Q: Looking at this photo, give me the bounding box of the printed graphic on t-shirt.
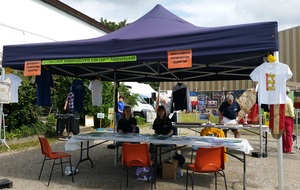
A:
[266,73,275,91]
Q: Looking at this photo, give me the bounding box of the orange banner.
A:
[24,60,41,76]
[168,49,192,69]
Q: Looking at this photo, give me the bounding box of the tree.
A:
[99,18,128,30]
[118,83,138,107]
[4,71,41,131]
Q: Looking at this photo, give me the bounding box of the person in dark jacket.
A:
[117,106,138,134]
[153,106,173,136]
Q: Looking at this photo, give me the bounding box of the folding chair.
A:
[120,143,156,189]
[200,127,227,162]
[186,146,227,190]
[38,136,74,187]
[116,126,140,162]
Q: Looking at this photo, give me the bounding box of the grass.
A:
[0,137,56,154]
[177,112,219,124]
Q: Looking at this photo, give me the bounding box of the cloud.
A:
[61,0,300,31]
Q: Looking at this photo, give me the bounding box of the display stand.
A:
[97,113,105,130]
[58,113,79,141]
[251,106,267,158]
[0,67,10,149]
[0,68,13,188]
[0,112,10,149]
[58,114,70,141]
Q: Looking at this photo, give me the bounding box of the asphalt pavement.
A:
[1,127,300,189]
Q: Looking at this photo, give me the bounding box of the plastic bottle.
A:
[261,109,265,125]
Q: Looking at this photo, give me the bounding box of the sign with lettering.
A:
[24,60,41,76]
[168,49,192,69]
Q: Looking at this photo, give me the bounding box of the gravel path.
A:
[1,126,300,190]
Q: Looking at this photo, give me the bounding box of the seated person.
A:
[116,106,139,160]
[150,106,173,160]
[153,105,173,136]
[117,106,138,134]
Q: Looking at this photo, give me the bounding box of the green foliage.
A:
[46,114,56,127]
[99,18,129,30]
[118,83,138,106]
[4,72,41,131]
[5,121,55,140]
[81,81,114,127]
[51,75,74,113]
[135,116,146,125]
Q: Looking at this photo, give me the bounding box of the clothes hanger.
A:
[267,54,276,63]
[264,52,276,63]
[96,74,101,80]
[5,67,12,74]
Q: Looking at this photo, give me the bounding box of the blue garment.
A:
[71,80,86,113]
[116,101,125,121]
[35,69,54,106]
[218,101,240,120]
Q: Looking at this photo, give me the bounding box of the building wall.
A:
[160,80,256,92]
[0,0,107,52]
[160,26,300,91]
[279,26,300,84]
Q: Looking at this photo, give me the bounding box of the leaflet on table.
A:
[193,137,242,146]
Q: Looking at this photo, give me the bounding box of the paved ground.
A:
[1,126,300,190]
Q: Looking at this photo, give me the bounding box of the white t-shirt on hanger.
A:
[5,74,22,103]
[250,61,292,105]
[88,79,103,106]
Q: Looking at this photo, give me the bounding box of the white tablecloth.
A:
[65,132,253,154]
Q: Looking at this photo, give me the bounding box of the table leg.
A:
[226,151,246,190]
[76,141,93,170]
[243,152,246,190]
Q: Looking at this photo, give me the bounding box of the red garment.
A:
[282,116,294,153]
[191,101,198,106]
[269,104,285,139]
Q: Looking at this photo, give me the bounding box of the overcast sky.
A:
[60,0,300,31]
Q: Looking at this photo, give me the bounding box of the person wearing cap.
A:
[283,87,295,154]
[218,94,241,138]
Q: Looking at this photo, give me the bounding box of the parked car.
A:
[132,95,155,118]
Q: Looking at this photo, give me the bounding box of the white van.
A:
[132,94,155,118]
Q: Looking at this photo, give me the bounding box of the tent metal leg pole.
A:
[278,137,284,190]
[258,104,263,154]
[113,72,118,167]
[295,109,299,149]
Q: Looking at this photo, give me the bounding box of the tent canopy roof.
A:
[2,4,278,82]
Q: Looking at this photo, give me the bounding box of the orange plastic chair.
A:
[200,127,227,162]
[186,146,227,190]
[116,126,140,162]
[38,136,74,187]
[121,143,156,189]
